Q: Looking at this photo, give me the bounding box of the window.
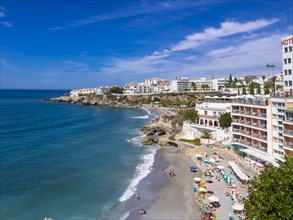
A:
[204,111,207,115]
[284,59,287,64]
[213,111,216,116]
[285,47,288,53]
[285,81,288,86]
[289,46,293,52]
[289,70,292,75]
[289,81,292,86]
[284,70,287,75]
[289,58,292,64]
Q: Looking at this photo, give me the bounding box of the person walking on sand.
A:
[136,193,140,200]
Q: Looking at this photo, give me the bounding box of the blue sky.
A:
[1,0,292,89]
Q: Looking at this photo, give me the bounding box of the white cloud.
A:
[170,19,279,52]
[0,11,5,17]
[0,21,13,27]
[99,19,280,78]
[48,1,220,30]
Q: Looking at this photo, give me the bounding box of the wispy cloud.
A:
[1,58,16,70]
[0,6,13,27]
[170,19,279,52]
[48,0,222,30]
[99,19,281,78]
[39,60,94,77]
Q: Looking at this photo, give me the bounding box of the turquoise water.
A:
[0,90,156,219]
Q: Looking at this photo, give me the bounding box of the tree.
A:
[109,86,124,94]
[242,86,247,95]
[238,88,240,95]
[191,82,196,91]
[270,64,275,76]
[182,109,199,121]
[257,85,261,94]
[249,83,255,95]
[201,131,211,139]
[244,76,251,85]
[201,84,209,91]
[266,64,271,76]
[229,73,233,85]
[244,156,293,219]
[219,112,232,128]
[271,76,277,92]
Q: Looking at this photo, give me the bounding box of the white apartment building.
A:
[195,102,231,129]
[124,83,151,94]
[69,88,97,97]
[144,78,167,86]
[282,35,293,94]
[171,77,191,92]
[193,77,212,91]
[230,96,276,165]
[270,96,293,160]
[96,86,109,95]
[212,78,227,91]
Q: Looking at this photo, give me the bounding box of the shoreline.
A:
[44,97,202,219]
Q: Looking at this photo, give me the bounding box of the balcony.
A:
[232,139,267,153]
[232,99,268,106]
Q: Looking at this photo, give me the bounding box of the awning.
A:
[228,161,249,181]
[240,149,275,163]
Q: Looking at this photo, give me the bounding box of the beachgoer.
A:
[140,209,146,215]
[136,193,140,200]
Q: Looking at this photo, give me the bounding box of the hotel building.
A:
[231,35,293,165]
[282,35,293,95]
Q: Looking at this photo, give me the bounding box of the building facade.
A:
[194,102,231,129]
[282,35,293,94]
[171,77,191,92]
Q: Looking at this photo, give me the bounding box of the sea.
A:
[0,90,163,220]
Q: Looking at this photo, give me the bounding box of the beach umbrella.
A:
[194,177,201,182]
[204,96,211,98]
[245,94,255,99]
[234,95,241,98]
[199,182,206,186]
[230,96,237,99]
[232,204,244,211]
[209,158,215,163]
[255,94,262,97]
[198,187,207,193]
[221,96,228,99]
[212,96,219,99]
[264,94,270,98]
[217,165,225,170]
[208,195,219,202]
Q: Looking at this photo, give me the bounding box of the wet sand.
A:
[127,145,202,220]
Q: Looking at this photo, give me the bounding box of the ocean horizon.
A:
[0,89,157,219]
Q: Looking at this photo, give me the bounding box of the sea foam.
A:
[131,115,149,119]
[118,147,157,202]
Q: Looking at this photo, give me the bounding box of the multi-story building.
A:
[193,77,212,91]
[270,96,293,159]
[230,96,276,165]
[195,102,231,129]
[282,35,293,94]
[171,77,191,92]
[212,78,227,91]
[69,88,98,97]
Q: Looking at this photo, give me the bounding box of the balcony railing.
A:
[232,99,268,106]
[232,139,267,152]
[284,129,293,135]
[232,109,267,118]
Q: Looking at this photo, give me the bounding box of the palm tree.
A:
[201,131,211,139]
[266,64,271,77]
[270,64,275,76]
